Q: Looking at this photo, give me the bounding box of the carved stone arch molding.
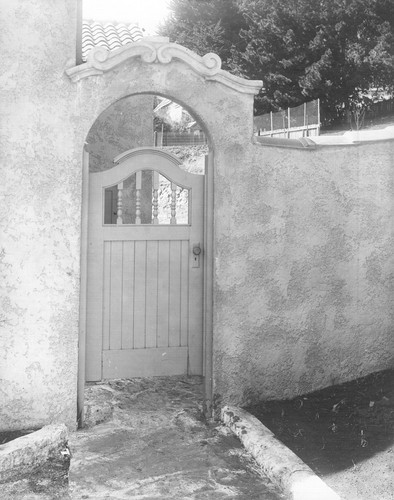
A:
[67,37,261,93]
[66,37,263,148]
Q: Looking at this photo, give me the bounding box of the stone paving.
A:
[69,376,285,499]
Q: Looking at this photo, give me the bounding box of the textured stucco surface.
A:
[0,1,80,430]
[213,139,394,407]
[1,0,393,430]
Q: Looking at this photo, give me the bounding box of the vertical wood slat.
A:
[157,240,169,347]
[145,240,158,348]
[117,182,123,225]
[109,241,123,350]
[180,240,189,346]
[102,242,111,350]
[135,171,142,225]
[121,241,135,349]
[152,171,159,225]
[169,240,181,347]
[133,240,146,348]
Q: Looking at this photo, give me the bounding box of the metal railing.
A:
[254,100,320,138]
[154,131,207,147]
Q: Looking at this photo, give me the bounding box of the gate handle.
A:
[193,244,201,256]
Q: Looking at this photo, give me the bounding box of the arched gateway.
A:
[66,37,262,417]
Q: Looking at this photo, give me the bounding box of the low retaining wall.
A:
[222,406,340,500]
[0,424,68,481]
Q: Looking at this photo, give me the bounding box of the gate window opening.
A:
[104,170,190,225]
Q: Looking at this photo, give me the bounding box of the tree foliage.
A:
[159,0,394,118]
[236,0,394,116]
[158,0,247,69]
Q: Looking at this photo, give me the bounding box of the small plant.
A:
[293,427,304,438]
[360,430,368,447]
[348,94,372,130]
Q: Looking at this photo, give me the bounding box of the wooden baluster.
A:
[170,182,177,225]
[135,171,142,225]
[116,181,123,225]
[152,171,159,224]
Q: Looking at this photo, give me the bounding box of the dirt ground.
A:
[1,376,284,500]
[1,455,70,500]
[247,369,394,500]
[68,376,283,499]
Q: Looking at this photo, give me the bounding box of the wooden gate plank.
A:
[134,240,147,348]
[157,240,170,347]
[109,241,123,350]
[102,347,188,378]
[145,240,159,348]
[121,241,135,349]
[180,240,189,347]
[102,241,111,351]
[169,240,181,347]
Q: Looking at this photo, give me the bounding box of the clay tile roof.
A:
[82,21,144,61]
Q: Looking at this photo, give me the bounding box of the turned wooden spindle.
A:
[116,181,123,225]
[170,182,177,225]
[135,171,142,224]
[152,171,159,224]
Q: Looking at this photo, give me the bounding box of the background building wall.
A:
[0,0,81,430]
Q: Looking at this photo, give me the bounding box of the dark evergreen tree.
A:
[236,0,394,116]
[159,0,394,118]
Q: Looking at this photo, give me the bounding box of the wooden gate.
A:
[85,149,204,381]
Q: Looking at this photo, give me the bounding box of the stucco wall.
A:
[213,137,394,408]
[0,1,80,430]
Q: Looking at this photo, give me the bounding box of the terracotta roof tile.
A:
[82,21,143,61]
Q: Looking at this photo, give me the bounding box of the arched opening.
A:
[78,93,214,426]
[84,92,211,173]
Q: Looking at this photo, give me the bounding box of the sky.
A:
[83,0,171,35]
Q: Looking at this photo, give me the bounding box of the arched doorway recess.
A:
[66,37,262,421]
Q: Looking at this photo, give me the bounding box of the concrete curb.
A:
[221,406,341,500]
[0,424,68,482]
